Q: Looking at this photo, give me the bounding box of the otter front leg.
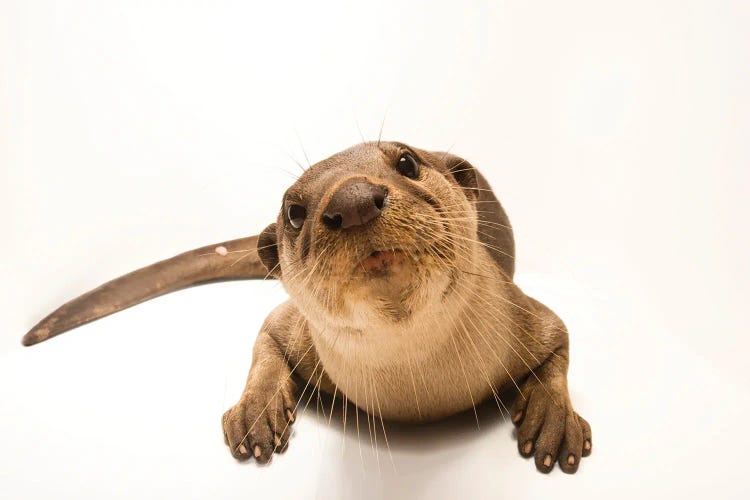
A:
[511,344,592,474]
[222,321,298,463]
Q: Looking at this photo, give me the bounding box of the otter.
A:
[23,141,591,474]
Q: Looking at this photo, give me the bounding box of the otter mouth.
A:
[356,249,407,275]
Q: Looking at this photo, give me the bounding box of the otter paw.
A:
[222,378,297,464]
[512,388,592,474]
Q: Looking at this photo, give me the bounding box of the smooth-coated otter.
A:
[24,141,591,473]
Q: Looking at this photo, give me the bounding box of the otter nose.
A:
[322,179,387,230]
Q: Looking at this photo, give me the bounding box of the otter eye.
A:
[397,153,420,179]
[287,204,306,229]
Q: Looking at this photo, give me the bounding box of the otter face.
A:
[258,141,483,330]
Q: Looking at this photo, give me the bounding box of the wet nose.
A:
[322,179,387,230]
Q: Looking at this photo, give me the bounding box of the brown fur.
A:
[25,141,591,474]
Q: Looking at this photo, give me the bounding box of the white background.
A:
[1,1,749,498]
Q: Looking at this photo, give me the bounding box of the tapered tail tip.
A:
[22,326,50,347]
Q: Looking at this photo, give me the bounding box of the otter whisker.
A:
[447,324,480,430]
[353,114,366,144]
[282,314,307,377]
[405,349,423,420]
[442,165,477,177]
[364,370,381,476]
[279,146,306,173]
[430,227,515,260]
[198,247,255,257]
[354,373,365,476]
[455,314,511,419]
[439,140,458,162]
[341,394,348,457]
[279,166,302,181]
[376,106,389,147]
[368,363,396,473]
[293,128,312,169]
[453,185,503,194]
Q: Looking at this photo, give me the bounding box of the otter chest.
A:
[313,326,518,422]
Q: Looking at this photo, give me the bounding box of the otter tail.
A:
[22,235,270,346]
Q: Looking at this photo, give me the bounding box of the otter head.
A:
[256,142,490,332]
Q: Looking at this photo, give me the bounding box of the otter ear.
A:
[442,153,479,198]
[257,223,281,278]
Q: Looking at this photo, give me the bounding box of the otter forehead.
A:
[284,142,410,201]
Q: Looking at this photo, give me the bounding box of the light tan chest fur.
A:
[310,280,535,422]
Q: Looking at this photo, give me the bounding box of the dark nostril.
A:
[322,213,343,230]
[373,190,386,211]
